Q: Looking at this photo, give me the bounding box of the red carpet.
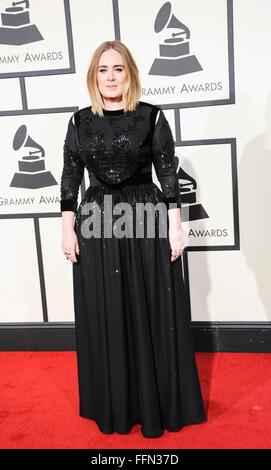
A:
[0,352,270,449]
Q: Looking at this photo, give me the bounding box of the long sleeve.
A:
[60,112,85,213]
[151,108,181,210]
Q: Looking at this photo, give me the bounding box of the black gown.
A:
[60,100,206,438]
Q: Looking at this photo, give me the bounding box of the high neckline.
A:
[102,107,124,116]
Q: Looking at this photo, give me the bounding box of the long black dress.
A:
[60,100,206,438]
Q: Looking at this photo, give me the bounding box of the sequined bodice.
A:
[60,100,181,213]
[78,102,157,185]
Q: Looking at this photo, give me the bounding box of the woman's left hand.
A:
[169,227,185,262]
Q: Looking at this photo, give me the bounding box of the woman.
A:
[60,40,206,438]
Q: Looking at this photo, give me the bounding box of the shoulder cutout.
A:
[155,110,160,125]
[71,112,80,128]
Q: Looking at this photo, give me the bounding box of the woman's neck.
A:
[102,98,124,111]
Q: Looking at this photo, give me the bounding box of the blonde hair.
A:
[86,40,141,117]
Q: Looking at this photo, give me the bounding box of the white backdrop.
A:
[0,0,270,324]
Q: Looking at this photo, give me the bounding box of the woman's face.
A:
[97,49,127,104]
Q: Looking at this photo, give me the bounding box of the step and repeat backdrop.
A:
[0,0,270,325]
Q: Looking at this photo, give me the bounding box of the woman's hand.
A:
[169,227,185,262]
[167,207,184,262]
[62,228,80,263]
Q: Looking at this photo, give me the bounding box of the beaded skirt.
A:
[72,174,207,438]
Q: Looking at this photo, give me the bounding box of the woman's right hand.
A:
[62,229,80,263]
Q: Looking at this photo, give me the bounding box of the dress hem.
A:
[79,410,207,438]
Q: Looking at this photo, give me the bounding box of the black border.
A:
[0,322,271,352]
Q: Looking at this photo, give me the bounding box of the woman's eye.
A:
[99,68,123,72]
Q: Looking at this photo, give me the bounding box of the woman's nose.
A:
[107,71,114,80]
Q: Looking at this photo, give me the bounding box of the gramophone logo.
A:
[10,124,57,189]
[174,156,208,222]
[149,1,202,77]
[0,0,43,45]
